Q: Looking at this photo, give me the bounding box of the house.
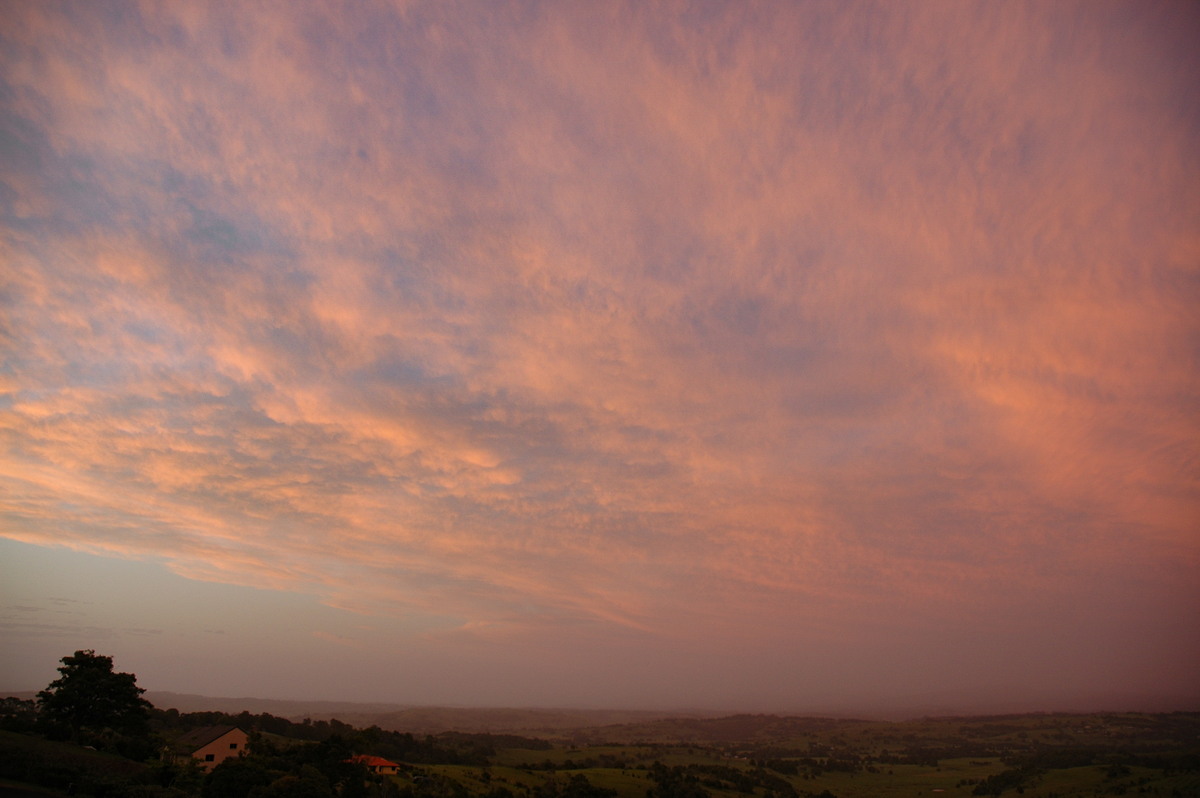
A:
[348,754,401,775]
[170,726,249,771]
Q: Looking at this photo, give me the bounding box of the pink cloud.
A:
[2,0,1196,707]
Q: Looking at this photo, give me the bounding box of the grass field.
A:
[391,712,1200,798]
[402,750,1200,798]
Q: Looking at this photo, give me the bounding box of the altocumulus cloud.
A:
[1,1,1198,709]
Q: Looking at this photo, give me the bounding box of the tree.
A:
[0,696,39,733]
[257,766,335,798]
[36,649,152,740]
[203,756,277,798]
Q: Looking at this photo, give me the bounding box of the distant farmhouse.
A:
[169,725,249,771]
[348,754,401,775]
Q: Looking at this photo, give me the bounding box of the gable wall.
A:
[191,728,250,771]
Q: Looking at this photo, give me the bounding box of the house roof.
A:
[349,755,401,768]
[173,725,246,753]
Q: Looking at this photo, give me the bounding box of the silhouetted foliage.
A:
[0,697,39,734]
[258,764,335,797]
[532,773,617,798]
[202,756,275,798]
[37,650,152,743]
[972,766,1038,796]
[149,706,543,768]
[646,762,711,798]
[400,772,470,798]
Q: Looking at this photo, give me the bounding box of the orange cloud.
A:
[2,0,1196,706]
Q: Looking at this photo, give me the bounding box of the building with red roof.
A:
[348,754,401,775]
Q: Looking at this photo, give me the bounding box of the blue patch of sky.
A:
[0,536,453,692]
[172,199,296,284]
[0,105,45,176]
[369,352,439,389]
[121,320,166,345]
[0,538,328,629]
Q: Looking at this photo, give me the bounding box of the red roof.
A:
[349,755,400,768]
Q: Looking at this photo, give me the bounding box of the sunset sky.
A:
[2,1,1198,715]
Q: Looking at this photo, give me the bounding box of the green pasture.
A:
[790,759,1002,798]
[392,723,1200,798]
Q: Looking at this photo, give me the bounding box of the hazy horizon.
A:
[2,2,1198,715]
[5,681,1198,723]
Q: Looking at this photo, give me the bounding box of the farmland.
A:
[394,712,1200,798]
[1,701,1197,797]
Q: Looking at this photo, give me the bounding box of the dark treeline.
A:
[0,697,552,767]
[0,693,556,797]
[151,706,551,765]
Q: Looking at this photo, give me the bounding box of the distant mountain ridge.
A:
[141,691,714,734]
[142,691,409,719]
[6,688,1196,735]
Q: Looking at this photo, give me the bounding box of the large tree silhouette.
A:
[37,649,152,738]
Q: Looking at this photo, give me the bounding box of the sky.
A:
[1,1,1198,716]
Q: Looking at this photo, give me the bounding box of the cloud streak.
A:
[2,1,1198,708]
